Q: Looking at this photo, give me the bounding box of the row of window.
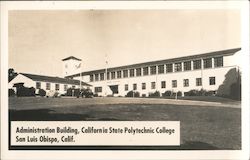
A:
[90,57,223,82]
[124,77,215,91]
[36,82,75,91]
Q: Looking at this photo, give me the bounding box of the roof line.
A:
[66,47,241,78]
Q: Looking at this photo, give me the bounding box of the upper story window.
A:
[166,64,173,73]
[46,83,51,90]
[136,68,142,77]
[129,69,135,77]
[55,84,60,91]
[143,67,149,76]
[100,73,105,81]
[95,74,99,81]
[117,71,122,78]
[150,66,157,75]
[214,57,223,67]
[184,61,191,71]
[36,82,41,89]
[107,72,110,80]
[111,72,116,79]
[90,75,94,82]
[203,58,212,69]
[158,65,164,74]
[193,60,201,70]
[174,62,182,72]
[123,70,128,78]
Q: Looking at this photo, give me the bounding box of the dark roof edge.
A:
[19,73,91,86]
[62,56,82,61]
[65,47,241,78]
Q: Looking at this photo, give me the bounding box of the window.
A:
[203,58,212,68]
[142,83,146,90]
[36,82,41,89]
[117,71,122,78]
[196,78,202,86]
[151,82,156,89]
[100,73,105,81]
[107,72,110,80]
[166,64,173,73]
[184,61,191,71]
[94,87,102,93]
[214,57,223,67]
[136,68,142,76]
[183,79,189,87]
[209,77,216,85]
[150,66,157,75]
[55,84,60,91]
[111,72,116,79]
[95,74,99,81]
[193,60,201,70]
[125,84,129,91]
[133,84,137,90]
[64,84,67,91]
[143,67,149,76]
[90,75,94,82]
[174,63,182,72]
[129,69,135,77]
[123,70,128,78]
[158,65,164,74]
[172,80,177,88]
[46,83,50,90]
[161,81,166,88]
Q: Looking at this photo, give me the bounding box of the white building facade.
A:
[64,48,241,97]
[9,73,91,95]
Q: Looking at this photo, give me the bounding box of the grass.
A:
[9,97,241,150]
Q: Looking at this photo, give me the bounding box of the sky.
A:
[9,10,240,77]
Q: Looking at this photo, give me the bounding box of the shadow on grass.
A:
[9,109,122,121]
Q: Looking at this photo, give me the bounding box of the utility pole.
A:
[105,54,108,97]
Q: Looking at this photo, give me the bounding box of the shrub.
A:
[162,90,172,97]
[38,89,46,97]
[177,91,182,97]
[126,91,140,97]
[9,89,15,97]
[16,87,35,97]
[149,91,161,98]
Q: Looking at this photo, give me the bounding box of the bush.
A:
[162,90,172,97]
[126,91,140,97]
[172,91,182,97]
[16,86,35,97]
[9,89,15,97]
[38,89,46,97]
[66,88,93,98]
[149,91,161,98]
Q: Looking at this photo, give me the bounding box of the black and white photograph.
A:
[1,1,249,160]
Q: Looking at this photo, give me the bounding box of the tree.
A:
[8,68,18,82]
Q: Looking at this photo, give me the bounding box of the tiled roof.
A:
[66,47,241,78]
[62,56,81,61]
[20,73,91,86]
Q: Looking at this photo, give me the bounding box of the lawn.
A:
[9,97,241,150]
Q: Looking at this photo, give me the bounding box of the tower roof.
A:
[62,56,81,61]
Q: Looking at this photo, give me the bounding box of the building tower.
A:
[62,56,82,78]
